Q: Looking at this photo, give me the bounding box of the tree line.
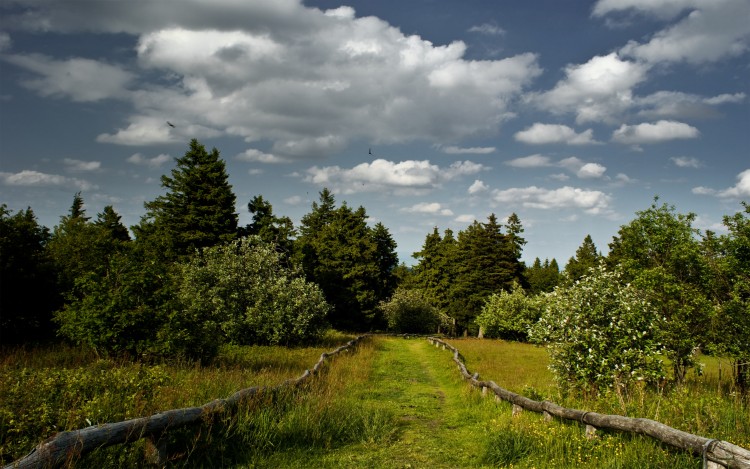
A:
[1,138,747,393]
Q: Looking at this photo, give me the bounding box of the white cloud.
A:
[719,169,750,198]
[528,53,649,124]
[127,153,171,167]
[592,0,706,20]
[236,148,288,164]
[63,158,101,172]
[49,3,538,152]
[283,195,303,205]
[612,120,700,144]
[612,0,750,65]
[514,123,598,145]
[440,145,496,155]
[455,214,476,223]
[4,53,133,102]
[491,186,612,214]
[0,170,96,190]
[577,162,608,179]
[636,91,746,119]
[671,156,703,168]
[402,202,454,216]
[468,179,489,194]
[468,23,506,36]
[0,32,11,51]
[692,186,716,195]
[303,158,486,194]
[506,154,553,168]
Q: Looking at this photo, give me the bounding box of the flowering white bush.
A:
[529,264,664,394]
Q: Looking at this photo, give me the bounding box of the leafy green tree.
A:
[0,205,58,343]
[54,247,174,357]
[530,264,664,394]
[379,287,447,334]
[47,193,101,294]
[608,199,710,383]
[296,189,397,330]
[564,234,600,282]
[173,236,329,350]
[525,257,561,294]
[135,139,238,259]
[476,281,542,341]
[704,202,750,392]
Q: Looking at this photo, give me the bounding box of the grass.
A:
[2,334,746,467]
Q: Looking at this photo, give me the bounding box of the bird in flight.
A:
[368,148,372,155]
[167,121,176,128]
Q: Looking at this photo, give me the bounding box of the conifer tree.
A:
[136,139,238,258]
[565,234,600,281]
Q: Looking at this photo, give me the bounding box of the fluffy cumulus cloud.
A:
[491,186,612,214]
[528,53,649,124]
[612,120,699,144]
[468,179,489,194]
[467,23,506,36]
[401,202,454,216]
[127,153,171,167]
[4,1,542,154]
[3,54,134,102]
[594,0,750,65]
[302,158,487,194]
[439,145,496,155]
[636,91,746,119]
[671,156,702,168]
[236,148,289,164]
[63,158,101,172]
[0,170,96,190]
[506,155,607,179]
[514,123,598,145]
[694,169,750,198]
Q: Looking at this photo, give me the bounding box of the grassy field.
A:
[1,335,747,467]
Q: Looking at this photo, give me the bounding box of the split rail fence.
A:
[4,335,367,469]
[427,336,750,469]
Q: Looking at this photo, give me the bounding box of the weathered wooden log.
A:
[5,335,368,469]
[427,337,750,469]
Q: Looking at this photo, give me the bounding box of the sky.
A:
[0,0,748,266]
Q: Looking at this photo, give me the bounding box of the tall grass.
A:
[449,338,750,451]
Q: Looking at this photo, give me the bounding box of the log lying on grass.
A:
[427,337,750,469]
[5,335,367,469]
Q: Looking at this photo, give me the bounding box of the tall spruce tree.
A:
[135,139,237,258]
[242,195,295,261]
[296,189,398,330]
[565,234,600,281]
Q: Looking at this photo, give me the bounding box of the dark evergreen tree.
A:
[296,189,398,330]
[412,227,457,318]
[0,205,58,343]
[94,205,130,243]
[242,195,295,260]
[135,139,238,259]
[565,234,600,281]
[525,257,561,294]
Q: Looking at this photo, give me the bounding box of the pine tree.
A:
[94,205,130,242]
[565,234,600,281]
[242,195,295,260]
[136,139,238,258]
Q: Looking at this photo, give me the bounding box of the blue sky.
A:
[1,0,748,265]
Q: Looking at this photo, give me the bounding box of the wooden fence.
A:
[4,335,368,469]
[427,337,750,469]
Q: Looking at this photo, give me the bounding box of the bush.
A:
[529,264,665,394]
[379,288,448,334]
[171,236,329,349]
[475,281,541,341]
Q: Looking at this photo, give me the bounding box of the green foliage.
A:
[411,227,457,317]
[295,189,398,330]
[0,205,58,343]
[54,248,174,357]
[173,236,329,349]
[704,202,750,391]
[136,139,238,259]
[476,281,542,341]
[379,288,447,334]
[241,195,296,261]
[530,264,665,394]
[524,257,561,294]
[608,199,710,383]
[565,234,600,282]
[0,360,169,462]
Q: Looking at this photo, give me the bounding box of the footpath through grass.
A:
[248,336,497,468]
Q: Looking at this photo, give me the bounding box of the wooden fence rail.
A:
[427,337,750,469]
[4,335,368,469]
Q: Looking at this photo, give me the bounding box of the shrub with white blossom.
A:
[529,264,664,394]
